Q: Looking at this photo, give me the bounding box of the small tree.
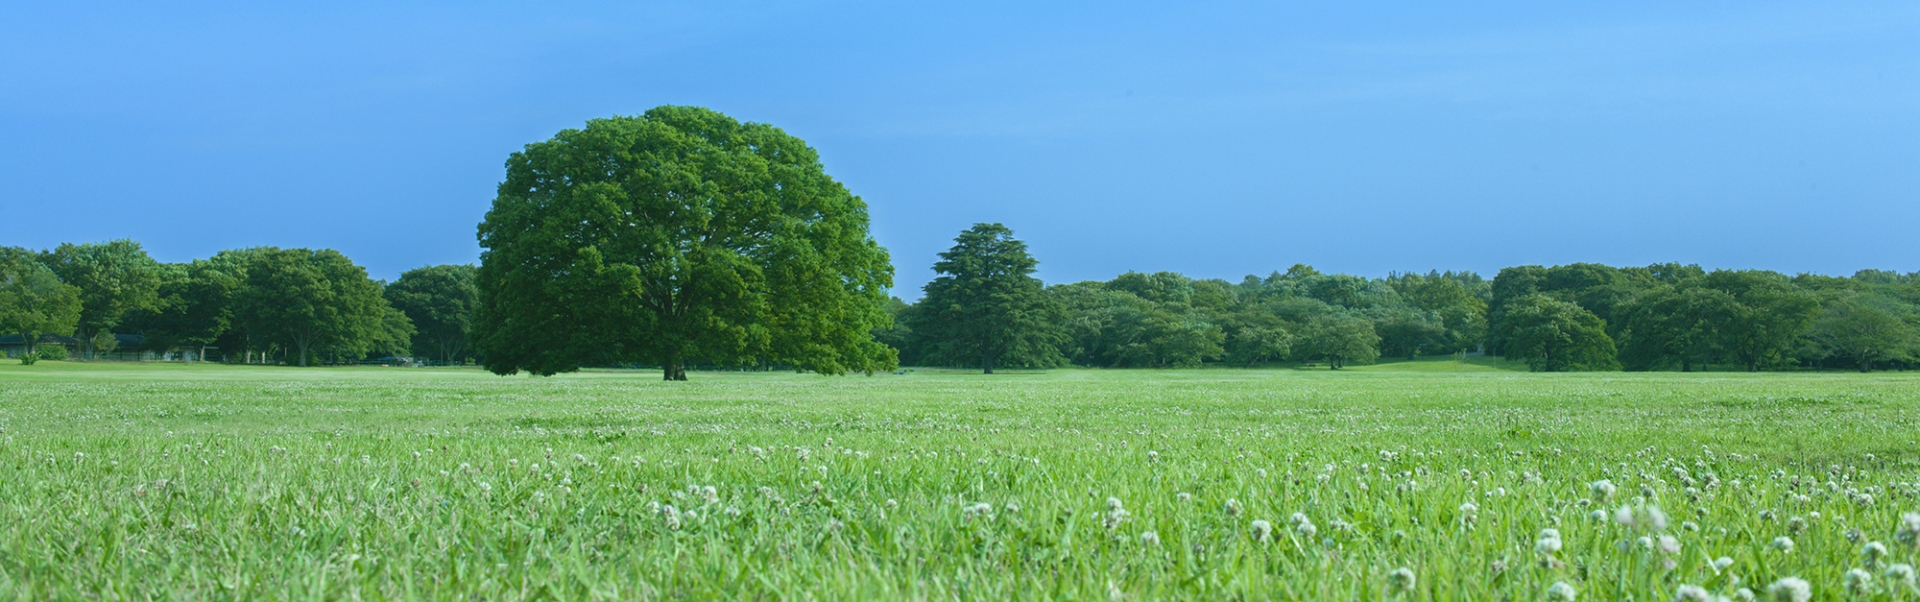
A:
[40,240,162,359]
[234,248,400,367]
[1809,293,1919,372]
[1503,294,1619,372]
[910,223,1065,373]
[1298,313,1379,369]
[0,250,82,363]
[128,260,240,361]
[384,264,478,364]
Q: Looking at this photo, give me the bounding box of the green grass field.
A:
[2,361,1918,600]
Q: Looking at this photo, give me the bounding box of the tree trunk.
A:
[298,343,309,367]
[982,355,993,374]
[1681,358,1691,372]
[664,353,688,381]
[1747,359,1758,372]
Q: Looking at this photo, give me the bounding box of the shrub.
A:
[36,346,68,361]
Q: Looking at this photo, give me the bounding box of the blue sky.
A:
[4,2,1916,295]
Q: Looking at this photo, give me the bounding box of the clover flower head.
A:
[1765,577,1809,602]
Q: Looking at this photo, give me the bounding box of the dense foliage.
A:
[907,223,1065,373]
[473,106,897,380]
[384,264,478,364]
[886,259,1918,372]
[0,247,81,361]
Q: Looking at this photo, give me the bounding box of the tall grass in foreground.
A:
[1,363,1917,600]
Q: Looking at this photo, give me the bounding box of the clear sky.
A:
[5,2,1916,296]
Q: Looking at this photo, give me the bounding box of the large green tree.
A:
[127,260,240,361]
[1616,284,1728,371]
[910,223,1064,373]
[1809,293,1919,372]
[474,106,896,380]
[235,248,402,367]
[1297,312,1379,369]
[40,240,162,359]
[0,248,83,360]
[1502,293,1620,372]
[1698,270,1820,372]
[384,264,479,364]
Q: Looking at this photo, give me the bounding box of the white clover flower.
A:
[1764,577,1809,602]
[1386,567,1416,593]
[1546,581,1578,602]
[1458,502,1478,522]
[1885,564,1916,589]
[1250,520,1273,542]
[884,498,898,509]
[1589,510,1608,522]
[1898,513,1920,547]
[1646,506,1669,531]
[1712,557,1734,572]
[1147,451,1159,462]
[1674,584,1710,602]
[662,505,682,530]
[1733,588,1754,602]
[572,453,585,463]
[1140,531,1160,546]
[478,481,491,493]
[1657,535,1681,556]
[1844,568,1873,595]
[1591,480,1617,501]
[1176,492,1192,503]
[1864,541,1888,567]
[1770,536,1794,553]
[1295,519,1317,538]
[1225,498,1243,517]
[1615,505,1637,527]
[1104,498,1129,530]
[700,486,718,505]
[962,502,994,523]
[1535,528,1563,555]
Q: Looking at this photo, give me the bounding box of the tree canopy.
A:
[473,106,896,380]
[1501,293,1620,372]
[385,264,479,363]
[909,223,1065,373]
[0,248,82,359]
[40,240,162,359]
[234,248,406,367]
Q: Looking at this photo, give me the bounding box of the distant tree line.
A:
[880,226,1919,373]
[0,240,477,366]
[5,231,1913,373]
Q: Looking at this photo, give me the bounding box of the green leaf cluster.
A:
[907,223,1066,373]
[473,106,896,380]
